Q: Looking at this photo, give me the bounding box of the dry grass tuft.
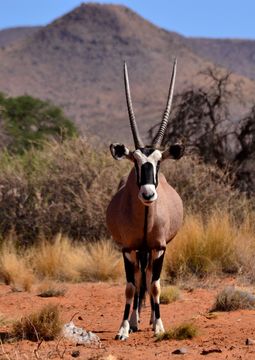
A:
[37,282,66,297]
[30,235,123,282]
[156,322,198,341]
[81,240,123,281]
[11,304,62,341]
[0,241,35,291]
[212,286,255,312]
[29,234,86,282]
[0,313,7,326]
[0,235,123,286]
[164,211,255,280]
[160,286,180,304]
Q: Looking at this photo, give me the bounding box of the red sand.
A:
[0,281,255,359]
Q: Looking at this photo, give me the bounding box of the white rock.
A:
[63,322,101,346]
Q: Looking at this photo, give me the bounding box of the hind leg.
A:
[129,292,140,332]
[129,252,142,332]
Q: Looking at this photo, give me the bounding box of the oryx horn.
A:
[152,58,177,148]
[124,61,144,149]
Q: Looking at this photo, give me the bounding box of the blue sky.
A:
[0,0,254,39]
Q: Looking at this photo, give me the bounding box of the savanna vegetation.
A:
[150,67,255,195]
[0,71,254,288]
[0,136,254,288]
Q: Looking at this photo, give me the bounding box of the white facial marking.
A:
[133,149,162,184]
[139,184,157,205]
[133,149,162,205]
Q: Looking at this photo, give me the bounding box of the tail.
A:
[138,250,148,312]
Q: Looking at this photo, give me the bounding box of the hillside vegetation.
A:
[0,137,251,243]
[0,137,254,285]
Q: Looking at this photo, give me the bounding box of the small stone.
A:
[71,350,80,358]
[78,316,83,320]
[246,338,255,345]
[172,347,188,355]
[201,348,222,355]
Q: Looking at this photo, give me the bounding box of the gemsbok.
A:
[106,59,184,340]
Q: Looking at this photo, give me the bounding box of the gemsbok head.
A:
[106,59,184,340]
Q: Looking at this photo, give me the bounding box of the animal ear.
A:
[162,144,185,161]
[109,143,133,161]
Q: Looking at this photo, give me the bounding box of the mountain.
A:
[0,26,41,48]
[0,4,254,143]
[186,37,255,81]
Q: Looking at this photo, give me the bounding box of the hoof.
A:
[153,318,165,335]
[130,326,138,333]
[115,334,128,341]
[115,320,129,340]
[129,310,139,332]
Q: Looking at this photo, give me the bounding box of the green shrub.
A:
[0,93,77,154]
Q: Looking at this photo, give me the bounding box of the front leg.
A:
[149,249,165,335]
[116,251,137,340]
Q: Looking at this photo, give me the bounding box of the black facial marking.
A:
[155,161,160,187]
[140,148,155,156]
[134,148,161,188]
[152,251,165,282]
[141,162,154,185]
[134,159,140,185]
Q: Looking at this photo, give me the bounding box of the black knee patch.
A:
[133,293,139,310]
[123,303,131,320]
[154,303,160,319]
[150,295,155,311]
[152,251,165,282]
[123,252,135,285]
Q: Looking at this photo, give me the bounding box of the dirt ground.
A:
[0,280,255,360]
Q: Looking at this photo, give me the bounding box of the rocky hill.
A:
[186,37,255,81]
[0,26,41,48]
[0,4,254,143]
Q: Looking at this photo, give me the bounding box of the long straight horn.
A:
[152,58,177,148]
[124,62,144,149]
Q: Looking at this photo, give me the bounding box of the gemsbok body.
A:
[106,59,184,340]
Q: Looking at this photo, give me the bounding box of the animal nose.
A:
[142,192,154,201]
